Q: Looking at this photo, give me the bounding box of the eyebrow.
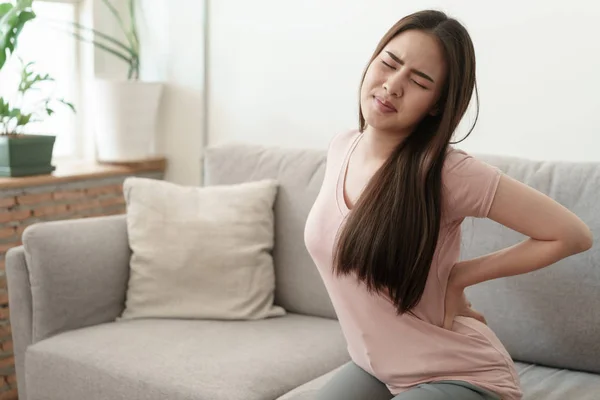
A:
[385,51,435,83]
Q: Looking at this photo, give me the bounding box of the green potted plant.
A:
[0,0,75,177]
[0,58,75,177]
[63,0,163,162]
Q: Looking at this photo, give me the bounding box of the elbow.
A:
[578,228,594,252]
[565,226,593,254]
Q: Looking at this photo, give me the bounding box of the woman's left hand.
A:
[443,266,487,330]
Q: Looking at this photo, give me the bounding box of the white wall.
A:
[208,0,600,162]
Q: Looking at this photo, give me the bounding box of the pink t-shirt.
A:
[304,130,523,400]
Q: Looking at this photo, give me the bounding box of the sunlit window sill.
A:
[0,157,167,189]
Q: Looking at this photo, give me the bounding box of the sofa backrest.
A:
[204,144,335,319]
[204,144,600,374]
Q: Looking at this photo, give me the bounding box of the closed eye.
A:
[382,60,428,89]
[411,79,427,89]
[381,60,396,70]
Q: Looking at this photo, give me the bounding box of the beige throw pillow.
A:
[119,177,285,321]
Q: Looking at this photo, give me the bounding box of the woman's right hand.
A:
[459,292,487,325]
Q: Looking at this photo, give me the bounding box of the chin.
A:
[364,111,401,132]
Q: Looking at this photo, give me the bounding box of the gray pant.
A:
[316,362,501,400]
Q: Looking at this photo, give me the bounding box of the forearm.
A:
[451,238,582,289]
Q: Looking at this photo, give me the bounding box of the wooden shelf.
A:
[0,157,167,189]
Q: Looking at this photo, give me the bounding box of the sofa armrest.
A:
[7,214,131,400]
[8,214,131,345]
[6,246,32,400]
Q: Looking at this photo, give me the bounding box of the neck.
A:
[362,126,410,162]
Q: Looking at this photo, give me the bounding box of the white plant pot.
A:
[92,79,164,162]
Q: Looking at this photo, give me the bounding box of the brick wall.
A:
[0,170,163,399]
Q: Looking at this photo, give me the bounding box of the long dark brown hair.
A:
[333,10,479,315]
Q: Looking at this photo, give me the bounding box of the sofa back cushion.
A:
[204,144,336,319]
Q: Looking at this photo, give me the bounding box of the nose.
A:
[383,69,407,98]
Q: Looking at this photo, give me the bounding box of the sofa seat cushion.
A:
[276,362,600,400]
[515,362,600,399]
[25,313,349,400]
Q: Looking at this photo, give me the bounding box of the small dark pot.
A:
[0,134,57,177]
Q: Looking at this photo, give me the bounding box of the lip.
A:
[373,96,397,113]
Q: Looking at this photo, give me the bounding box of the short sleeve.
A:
[442,148,502,220]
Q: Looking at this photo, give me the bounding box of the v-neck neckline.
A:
[336,132,364,216]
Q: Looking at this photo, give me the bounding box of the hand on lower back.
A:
[443,286,487,330]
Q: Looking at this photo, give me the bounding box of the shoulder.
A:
[442,146,503,219]
[327,129,360,156]
[443,146,500,179]
[443,146,473,172]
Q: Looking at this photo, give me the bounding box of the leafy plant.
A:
[0,58,75,135]
[0,1,75,135]
[63,0,140,80]
[0,0,35,71]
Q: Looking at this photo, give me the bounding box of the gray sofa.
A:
[6,143,600,400]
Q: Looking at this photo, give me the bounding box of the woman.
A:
[304,9,592,400]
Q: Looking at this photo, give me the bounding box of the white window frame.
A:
[36,0,86,161]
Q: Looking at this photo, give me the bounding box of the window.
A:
[0,0,80,158]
